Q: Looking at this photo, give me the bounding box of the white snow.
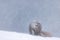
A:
[0,30,60,40]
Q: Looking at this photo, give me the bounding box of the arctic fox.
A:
[29,20,51,37]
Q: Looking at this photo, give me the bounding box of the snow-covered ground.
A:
[0,30,60,40]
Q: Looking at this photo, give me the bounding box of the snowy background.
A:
[0,30,60,40]
[0,0,60,37]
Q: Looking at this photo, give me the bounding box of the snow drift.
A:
[0,30,60,40]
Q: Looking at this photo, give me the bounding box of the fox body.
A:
[29,20,51,37]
